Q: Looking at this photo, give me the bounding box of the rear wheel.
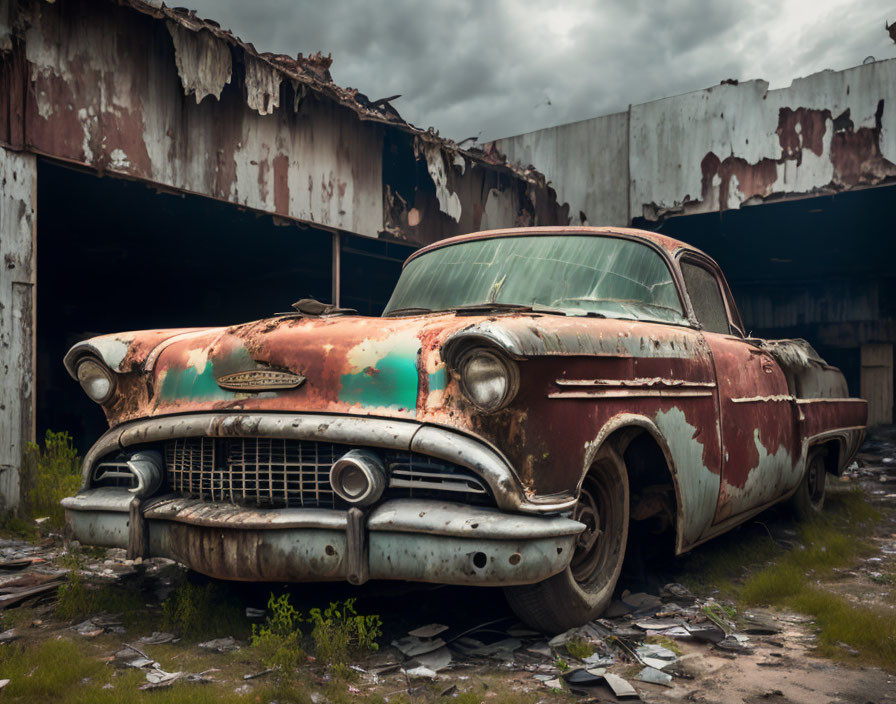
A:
[504,446,629,633]
[790,449,826,520]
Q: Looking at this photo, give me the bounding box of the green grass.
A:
[55,571,146,625]
[0,638,317,704]
[161,579,249,640]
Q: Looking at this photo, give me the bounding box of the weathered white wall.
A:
[0,148,35,509]
[491,58,896,225]
[630,60,896,220]
[493,111,630,226]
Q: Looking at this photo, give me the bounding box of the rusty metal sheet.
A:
[0,0,564,246]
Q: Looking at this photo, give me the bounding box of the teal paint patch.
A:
[159,361,233,401]
[339,349,419,414]
[427,368,447,392]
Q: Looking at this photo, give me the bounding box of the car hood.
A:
[66,312,703,428]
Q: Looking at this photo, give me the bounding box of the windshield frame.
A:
[385,230,693,326]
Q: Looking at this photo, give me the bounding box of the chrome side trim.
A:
[79,413,572,514]
[555,378,716,388]
[549,389,713,399]
[731,395,794,404]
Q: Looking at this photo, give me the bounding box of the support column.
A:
[0,147,37,510]
[331,231,341,307]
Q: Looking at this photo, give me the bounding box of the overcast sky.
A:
[186,0,896,143]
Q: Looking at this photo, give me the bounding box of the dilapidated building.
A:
[492,57,896,427]
[0,0,565,507]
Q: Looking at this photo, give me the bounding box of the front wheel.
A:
[504,446,629,633]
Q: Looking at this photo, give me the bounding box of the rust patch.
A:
[272,153,289,214]
[830,100,896,185]
[777,107,828,162]
[701,153,779,209]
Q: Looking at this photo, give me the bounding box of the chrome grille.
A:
[163,438,494,509]
[387,454,489,497]
[166,438,338,508]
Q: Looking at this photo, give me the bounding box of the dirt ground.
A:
[1,431,895,703]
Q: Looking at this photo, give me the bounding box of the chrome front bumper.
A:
[63,489,583,586]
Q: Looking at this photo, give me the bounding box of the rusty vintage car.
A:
[62,226,866,631]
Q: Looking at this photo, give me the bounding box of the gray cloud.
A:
[185,0,896,142]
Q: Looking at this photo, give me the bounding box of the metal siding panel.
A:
[0,147,35,509]
[493,111,630,227]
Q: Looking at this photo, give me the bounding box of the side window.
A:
[681,261,730,334]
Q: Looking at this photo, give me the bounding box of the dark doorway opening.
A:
[634,184,896,422]
[340,233,415,316]
[36,160,335,452]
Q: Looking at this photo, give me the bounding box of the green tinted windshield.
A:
[383,235,685,323]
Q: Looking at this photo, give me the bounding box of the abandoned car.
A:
[62,226,866,632]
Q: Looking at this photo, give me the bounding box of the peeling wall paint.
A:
[167,20,232,104]
[421,142,462,222]
[631,63,896,220]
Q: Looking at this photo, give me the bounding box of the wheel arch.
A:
[580,413,687,554]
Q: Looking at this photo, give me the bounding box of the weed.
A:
[250,592,305,672]
[564,636,594,660]
[307,598,382,670]
[55,570,145,624]
[0,514,39,540]
[161,580,247,640]
[18,430,82,529]
[55,571,92,620]
[553,656,570,671]
[870,573,895,585]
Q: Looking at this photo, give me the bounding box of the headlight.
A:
[76,358,116,404]
[458,349,518,412]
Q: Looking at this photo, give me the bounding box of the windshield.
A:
[383,235,685,324]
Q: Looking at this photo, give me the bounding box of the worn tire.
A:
[504,445,629,634]
[790,448,826,520]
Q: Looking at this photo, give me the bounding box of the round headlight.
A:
[76,358,116,404]
[459,349,518,412]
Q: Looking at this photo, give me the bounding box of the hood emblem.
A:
[216,369,306,391]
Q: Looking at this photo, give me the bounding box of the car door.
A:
[678,255,800,525]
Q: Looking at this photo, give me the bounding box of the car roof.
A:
[404,226,704,266]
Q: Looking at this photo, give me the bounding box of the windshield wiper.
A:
[382,306,434,317]
[450,303,568,316]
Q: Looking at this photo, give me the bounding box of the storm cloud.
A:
[185,0,896,142]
